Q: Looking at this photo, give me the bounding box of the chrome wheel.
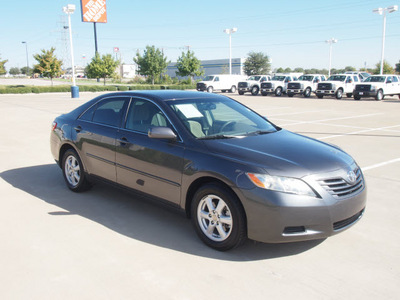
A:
[64,155,80,187]
[197,194,233,242]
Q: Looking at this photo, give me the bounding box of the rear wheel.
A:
[62,149,91,192]
[191,183,247,251]
[375,89,383,101]
[304,87,311,98]
[275,87,282,97]
[251,86,259,96]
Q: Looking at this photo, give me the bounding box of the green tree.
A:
[21,66,32,76]
[33,47,63,85]
[284,67,292,73]
[134,45,169,85]
[294,67,304,73]
[395,60,400,74]
[9,67,20,76]
[175,50,203,83]
[373,60,394,74]
[86,53,119,85]
[275,67,284,73]
[0,57,8,75]
[344,66,356,72]
[243,52,271,75]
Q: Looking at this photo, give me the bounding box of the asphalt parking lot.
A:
[0,91,399,299]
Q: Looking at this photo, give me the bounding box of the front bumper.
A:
[261,88,274,93]
[353,90,377,97]
[316,89,336,96]
[237,168,367,243]
[287,89,304,94]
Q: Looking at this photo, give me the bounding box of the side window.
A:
[215,77,219,82]
[79,105,96,121]
[392,76,398,82]
[91,97,128,127]
[125,99,169,133]
[353,76,359,82]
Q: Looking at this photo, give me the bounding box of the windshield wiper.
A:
[246,130,275,136]
[198,134,239,140]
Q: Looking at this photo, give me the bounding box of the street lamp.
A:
[21,41,29,77]
[325,38,337,77]
[63,4,79,97]
[373,5,398,75]
[223,28,237,75]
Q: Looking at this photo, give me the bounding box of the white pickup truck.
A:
[260,74,298,96]
[353,75,400,100]
[238,75,271,96]
[287,74,326,98]
[315,74,361,99]
[196,74,245,93]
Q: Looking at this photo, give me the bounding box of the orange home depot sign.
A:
[81,0,107,23]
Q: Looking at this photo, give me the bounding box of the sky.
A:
[1,0,399,72]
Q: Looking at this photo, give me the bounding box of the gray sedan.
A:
[51,90,366,251]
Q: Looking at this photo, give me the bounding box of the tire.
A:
[304,87,311,98]
[207,86,213,93]
[287,93,294,97]
[261,91,268,96]
[375,89,383,101]
[335,89,343,100]
[230,85,237,93]
[317,95,324,99]
[221,90,226,93]
[62,149,91,192]
[251,86,259,96]
[275,87,282,97]
[346,93,352,98]
[191,183,247,251]
[354,95,361,100]
[238,91,244,95]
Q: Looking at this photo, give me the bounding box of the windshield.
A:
[298,75,314,81]
[327,75,346,82]
[203,75,215,81]
[167,97,278,139]
[271,76,286,81]
[363,76,385,83]
[248,76,262,81]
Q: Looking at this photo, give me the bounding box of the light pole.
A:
[326,38,337,77]
[21,41,29,76]
[223,28,237,75]
[373,5,398,75]
[63,4,78,97]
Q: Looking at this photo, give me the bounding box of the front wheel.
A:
[304,87,311,98]
[317,95,324,99]
[251,86,259,96]
[191,183,247,251]
[275,87,282,97]
[207,86,213,93]
[230,85,237,93]
[346,93,353,98]
[354,95,361,100]
[375,89,383,101]
[335,89,343,99]
[287,93,294,97]
[261,91,268,96]
[62,149,91,192]
[238,91,244,95]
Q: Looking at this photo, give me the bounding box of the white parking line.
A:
[279,113,383,127]
[318,124,400,140]
[362,158,400,171]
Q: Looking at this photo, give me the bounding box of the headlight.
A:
[246,173,317,197]
[331,84,336,89]
[370,85,377,91]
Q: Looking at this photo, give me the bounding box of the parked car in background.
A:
[287,74,326,98]
[353,75,400,100]
[315,74,360,99]
[51,91,366,251]
[196,74,245,93]
[238,75,271,96]
[260,74,298,96]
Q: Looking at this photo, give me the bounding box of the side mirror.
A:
[387,80,392,84]
[148,127,177,140]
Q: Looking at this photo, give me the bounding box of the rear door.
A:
[74,96,130,182]
[115,98,184,205]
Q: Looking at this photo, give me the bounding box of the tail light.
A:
[52,121,57,131]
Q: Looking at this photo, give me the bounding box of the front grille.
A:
[197,83,206,89]
[261,82,272,89]
[317,83,333,90]
[288,82,301,89]
[355,84,371,92]
[318,168,364,198]
[333,208,365,231]
[238,82,249,88]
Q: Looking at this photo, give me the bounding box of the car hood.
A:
[203,130,354,178]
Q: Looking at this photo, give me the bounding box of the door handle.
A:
[117,137,129,145]
[74,126,82,132]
